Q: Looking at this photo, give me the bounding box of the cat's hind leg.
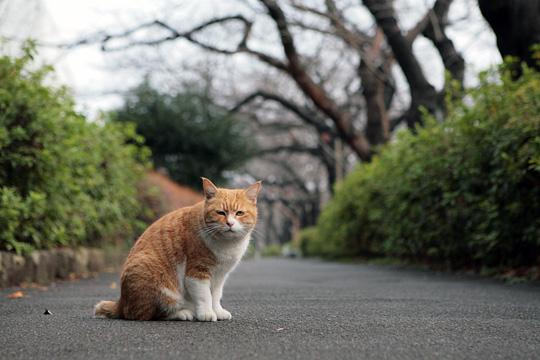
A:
[159,287,186,320]
[169,302,196,321]
[160,287,196,321]
[120,272,161,320]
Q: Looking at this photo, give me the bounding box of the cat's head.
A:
[201,177,261,239]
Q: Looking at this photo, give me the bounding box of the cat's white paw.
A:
[171,308,195,321]
[214,307,232,321]
[196,308,217,322]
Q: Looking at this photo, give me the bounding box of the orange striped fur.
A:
[95,178,261,321]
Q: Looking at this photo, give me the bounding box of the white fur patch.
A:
[161,288,181,302]
[177,261,186,296]
[214,307,232,320]
[94,300,107,316]
[185,277,216,322]
[160,261,188,318]
[226,214,243,233]
[170,308,195,321]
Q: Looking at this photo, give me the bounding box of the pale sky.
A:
[0,0,501,119]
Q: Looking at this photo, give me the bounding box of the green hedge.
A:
[309,63,540,270]
[261,243,282,257]
[0,44,150,254]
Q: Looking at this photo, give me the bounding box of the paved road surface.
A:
[1,258,539,359]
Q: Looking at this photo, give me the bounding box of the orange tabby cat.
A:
[94,178,261,321]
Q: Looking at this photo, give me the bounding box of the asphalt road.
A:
[1,258,539,360]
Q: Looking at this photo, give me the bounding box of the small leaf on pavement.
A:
[43,309,52,315]
[7,291,25,299]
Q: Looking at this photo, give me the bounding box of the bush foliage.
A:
[261,243,282,257]
[0,44,149,254]
[112,80,254,189]
[307,63,540,270]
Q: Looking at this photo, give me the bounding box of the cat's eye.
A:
[236,211,245,216]
[216,210,226,216]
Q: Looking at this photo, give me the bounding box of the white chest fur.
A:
[208,233,251,281]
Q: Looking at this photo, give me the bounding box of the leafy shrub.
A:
[312,63,540,270]
[0,43,150,254]
[261,243,282,257]
[298,226,342,258]
[297,227,318,257]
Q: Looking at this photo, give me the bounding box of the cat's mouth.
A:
[223,228,241,235]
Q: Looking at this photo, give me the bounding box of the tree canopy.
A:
[112,80,254,188]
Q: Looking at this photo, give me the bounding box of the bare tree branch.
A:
[57,1,374,160]
[263,158,312,194]
[254,121,308,133]
[290,1,384,81]
[423,0,465,84]
[363,0,440,128]
[230,90,335,136]
[54,2,370,160]
[405,0,464,83]
[260,0,372,161]
[291,0,368,41]
[257,144,321,157]
[56,15,289,71]
[54,0,464,160]
[363,0,435,100]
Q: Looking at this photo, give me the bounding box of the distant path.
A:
[1,258,539,359]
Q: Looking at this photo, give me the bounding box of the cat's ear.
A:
[244,181,262,204]
[201,177,218,200]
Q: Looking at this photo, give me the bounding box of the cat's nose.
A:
[226,221,234,228]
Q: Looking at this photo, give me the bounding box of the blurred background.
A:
[0,0,539,283]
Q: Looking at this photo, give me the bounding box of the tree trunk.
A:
[359,60,391,145]
[364,0,441,129]
[478,0,540,73]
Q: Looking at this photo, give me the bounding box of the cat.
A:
[94,177,261,321]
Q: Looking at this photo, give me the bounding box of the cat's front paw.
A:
[171,309,195,321]
[196,308,217,322]
[214,307,232,321]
